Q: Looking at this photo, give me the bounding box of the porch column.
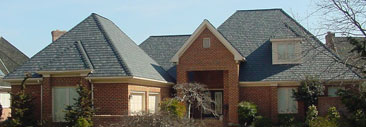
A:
[223,70,239,124]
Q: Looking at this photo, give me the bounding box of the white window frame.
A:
[148,92,160,114]
[278,87,298,114]
[129,91,146,115]
[271,38,302,64]
[203,38,211,48]
[328,86,345,97]
[52,86,78,122]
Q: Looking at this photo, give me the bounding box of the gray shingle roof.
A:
[0,37,29,75]
[139,35,190,80]
[5,13,173,82]
[140,9,360,81]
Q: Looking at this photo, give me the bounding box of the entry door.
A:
[203,90,223,116]
[130,93,145,115]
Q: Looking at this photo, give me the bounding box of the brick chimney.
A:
[325,32,335,51]
[51,30,67,42]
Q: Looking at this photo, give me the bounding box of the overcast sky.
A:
[0,0,321,57]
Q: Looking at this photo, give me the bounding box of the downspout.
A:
[88,79,94,108]
[40,80,43,124]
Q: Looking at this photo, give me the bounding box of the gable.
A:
[170,20,244,64]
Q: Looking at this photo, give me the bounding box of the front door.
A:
[203,90,223,117]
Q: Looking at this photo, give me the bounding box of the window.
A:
[328,87,344,97]
[278,88,298,114]
[203,38,210,48]
[277,43,295,60]
[271,38,302,64]
[0,92,10,108]
[130,92,146,115]
[52,87,78,122]
[148,93,160,113]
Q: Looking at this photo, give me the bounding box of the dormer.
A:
[271,38,302,64]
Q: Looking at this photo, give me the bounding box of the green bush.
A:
[327,107,340,121]
[75,117,92,127]
[238,101,258,127]
[160,98,186,118]
[338,82,366,127]
[308,116,337,127]
[64,84,94,127]
[306,105,318,125]
[254,116,272,127]
[278,114,302,127]
[3,90,37,126]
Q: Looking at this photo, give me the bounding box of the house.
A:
[325,32,366,78]
[3,9,361,126]
[0,37,29,120]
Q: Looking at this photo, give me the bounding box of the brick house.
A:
[3,9,362,125]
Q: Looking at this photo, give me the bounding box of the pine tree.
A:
[4,74,37,126]
[64,83,94,127]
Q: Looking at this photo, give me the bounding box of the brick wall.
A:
[318,97,349,116]
[176,28,240,124]
[240,86,305,123]
[93,83,129,115]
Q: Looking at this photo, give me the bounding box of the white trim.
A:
[170,19,244,63]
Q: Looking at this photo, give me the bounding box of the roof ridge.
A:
[91,13,133,76]
[236,8,283,12]
[149,34,191,38]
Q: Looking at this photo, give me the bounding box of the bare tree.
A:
[173,83,217,119]
[317,0,366,75]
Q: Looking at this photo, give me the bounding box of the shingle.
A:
[141,9,360,81]
[0,37,29,74]
[139,35,190,79]
[5,13,173,82]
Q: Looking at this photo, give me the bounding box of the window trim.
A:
[148,93,160,113]
[271,38,302,64]
[129,91,146,115]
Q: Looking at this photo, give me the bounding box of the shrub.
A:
[238,101,258,127]
[278,114,302,127]
[305,105,318,125]
[306,106,338,127]
[292,76,324,114]
[327,107,340,121]
[119,112,201,127]
[160,98,186,118]
[338,82,366,126]
[308,117,337,127]
[3,89,37,126]
[75,117,92,127]
[64,84,94,127]
[254,116,272,127]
